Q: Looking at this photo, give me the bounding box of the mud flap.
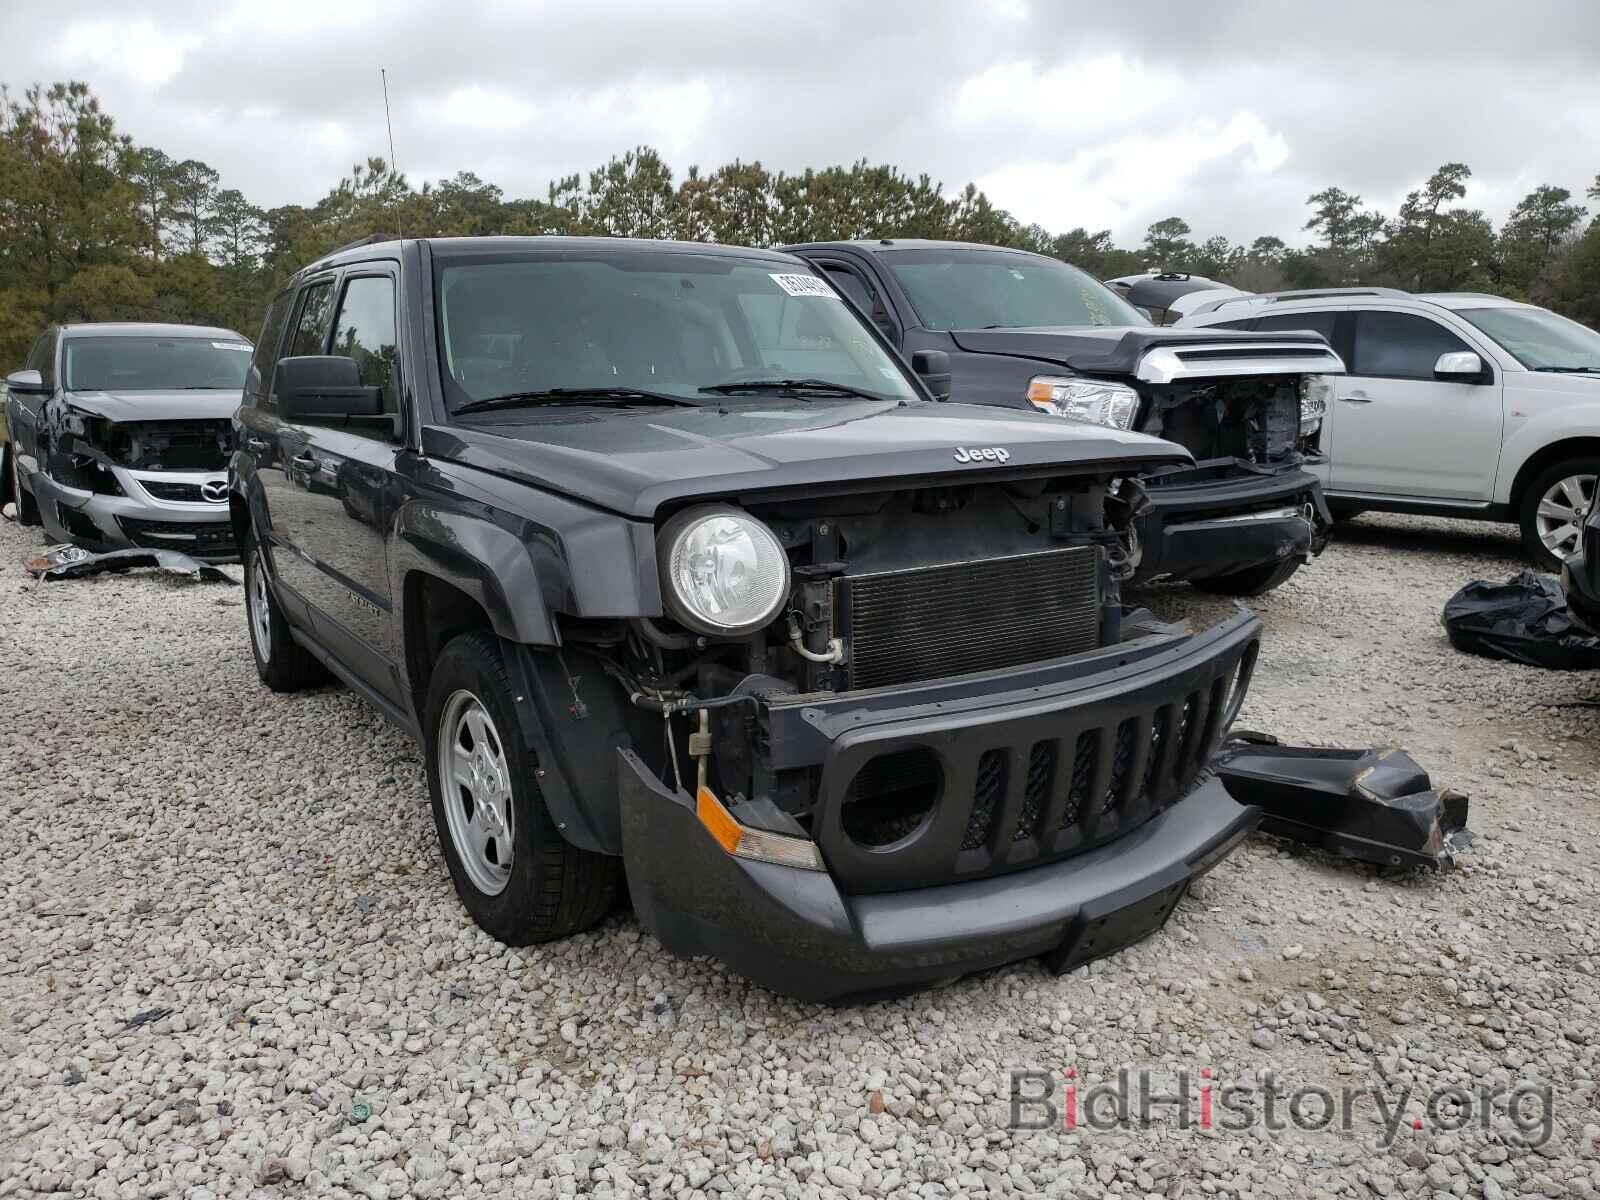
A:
[1211,733,1471,870]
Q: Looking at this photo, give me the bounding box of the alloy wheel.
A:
[249,548,273,659]
[438,690,515,896]
[1535,473,1595,560]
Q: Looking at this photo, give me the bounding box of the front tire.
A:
[1192,558,1301,597]
[1519,458,1599,571]
[242,525,328,691]
[423,631,618,944]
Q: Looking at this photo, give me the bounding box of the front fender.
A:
[390,504,560,646]
[946,351,1062,411]
[1494,397,1600,505]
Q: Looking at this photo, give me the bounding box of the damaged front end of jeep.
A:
[521,462,1268,1000]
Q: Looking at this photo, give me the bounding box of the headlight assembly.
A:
[657,506,791,636]
[1026,377,1140,430]
[1299,375,1332,437]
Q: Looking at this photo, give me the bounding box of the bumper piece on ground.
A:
[24,542,236,583]
[1212,733,1471,870]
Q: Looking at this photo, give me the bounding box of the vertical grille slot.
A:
[838,546,1100,690]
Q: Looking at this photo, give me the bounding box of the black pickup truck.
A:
[231,235,1271,1001]
[786,240,1345,595]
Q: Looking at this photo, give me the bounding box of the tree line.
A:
[2,80,1596,369]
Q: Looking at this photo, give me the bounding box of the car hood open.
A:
[61,389,243,422]
[423,398,1190,518]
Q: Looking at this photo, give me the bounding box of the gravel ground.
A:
[3,510,1600,1200]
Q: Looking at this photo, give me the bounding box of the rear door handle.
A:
[1338,390,1372,403]
[291,452,317,468]
[243,435,271,452]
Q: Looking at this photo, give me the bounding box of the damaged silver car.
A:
[4,323,252,560]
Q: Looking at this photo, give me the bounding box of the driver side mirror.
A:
[910,350,952,401]
[274,356,398,438]
[1434,351,1487,383]
[4,369,47,395]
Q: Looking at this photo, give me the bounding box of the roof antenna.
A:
[380,67,402,239]
[380,68,398,173]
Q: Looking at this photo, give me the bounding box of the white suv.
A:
[1180,289,1600,567]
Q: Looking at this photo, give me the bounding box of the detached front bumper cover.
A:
[1213,732,1471,870]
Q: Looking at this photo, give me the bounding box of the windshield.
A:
[881,248,1150,331]
[63,336,252,391]
[434,250,921,411]
[1458,306,1600,371]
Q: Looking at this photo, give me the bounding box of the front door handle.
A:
[1338,390,1372,403]
[291,452,318,469]
[243,435,271,452]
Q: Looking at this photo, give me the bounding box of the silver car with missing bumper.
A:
[3,323,252,561]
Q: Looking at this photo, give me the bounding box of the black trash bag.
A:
[1440,569,1600,669]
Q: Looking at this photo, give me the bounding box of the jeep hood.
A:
[949,325,1345,380]
[423,399,1190,518]
[61,389,242,423]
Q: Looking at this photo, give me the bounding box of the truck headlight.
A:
[1300,375,1332,437]
[1026,377,1140,430]
[658,506,791,636]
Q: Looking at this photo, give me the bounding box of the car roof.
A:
[303,234,803,275]
[1190,288,1536,322]
[784,238,1054,259]
[60,322,249,341]
[1414,293,1536,311]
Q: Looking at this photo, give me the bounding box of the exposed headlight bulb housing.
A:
[657,506,791,636]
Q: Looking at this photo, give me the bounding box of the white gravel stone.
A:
[3,510,1599,1197]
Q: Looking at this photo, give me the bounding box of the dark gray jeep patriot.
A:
[786,240,1347,595]
[232,236,1265,1001]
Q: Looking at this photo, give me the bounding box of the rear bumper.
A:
[619,612,1263,1002]
[1132,461,1330,583]
[621,761,1257,1002]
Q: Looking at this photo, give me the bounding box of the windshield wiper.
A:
[1533,366,1600,373]
[454,387,702,416]
[698,377,889,401]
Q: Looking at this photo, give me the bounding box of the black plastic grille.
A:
[822,627,1261,893]
[117,516,237,556]
[838,546,1100,690]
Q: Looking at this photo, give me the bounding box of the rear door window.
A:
[1255,312,1340,342]
[287,280,337,357]
[1351,311,1472,380]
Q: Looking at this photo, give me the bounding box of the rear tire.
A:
[1519,457,1600,571]
[423,631,618,944]
[5,442,40,526]
[242,524,328,692]
[1192,558,1301,597]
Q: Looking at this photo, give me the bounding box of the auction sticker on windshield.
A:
[770,273,839,299]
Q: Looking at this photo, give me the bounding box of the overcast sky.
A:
[5,0,1599,247]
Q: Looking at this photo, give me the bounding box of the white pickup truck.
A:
[1181,288,1600,568]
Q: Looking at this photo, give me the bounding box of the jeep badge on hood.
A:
[953,446,1010,464]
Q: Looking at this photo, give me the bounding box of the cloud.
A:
[3,0,1596,248]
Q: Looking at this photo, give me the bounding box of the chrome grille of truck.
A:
[837,546,1100,690]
